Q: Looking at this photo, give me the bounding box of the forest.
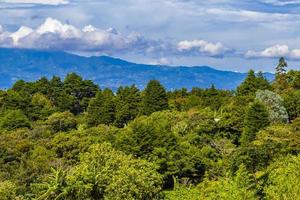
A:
[0,57,300,200]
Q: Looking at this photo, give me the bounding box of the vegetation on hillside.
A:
[0,57,300,199]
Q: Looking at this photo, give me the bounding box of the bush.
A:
[46,111,77,132]
[0,110,30,130]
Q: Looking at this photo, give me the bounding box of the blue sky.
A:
[1,0,300,72]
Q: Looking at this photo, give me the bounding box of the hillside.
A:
[0,48,273,90]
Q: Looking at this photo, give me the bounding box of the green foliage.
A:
[86,89,115,127]
[0,181,17,200]
[274,57,288,93]
[286,70,300,90]
[256,90,289,124]
[0,67,299,199]
[142,80,168,115]
[33,143,163,200]
[166,164,257,200]
[283,90,300,121]
[28,93,55,121]
[265,155,300,200]
[0,109,31,130]
[64,73,99,114]
[114,85,141,127]
[46,111,77,132]
[241,101,269,145]
[237,70,271,97]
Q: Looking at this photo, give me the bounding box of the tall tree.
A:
[237,70,271,97]
[86,89,115,127]
[274,57,288,92]
[237,70,258,96]
[141,80,168,115]
[240,101,269,145]
[114,85,141,127]
[64,73,99,114]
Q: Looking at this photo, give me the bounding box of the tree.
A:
[265,155,300,200]
[114,85,141,127]
[142,80,168,115]
[0,109,31,130]
[33,143,163,200]
[86,89,115,127]
[63,73,99,114]
[28,93,55,121]
[237,70,271,97]
[46,111,77,132]
[286,70,300,90]
[283,90,300,121]
[0,181,17,200]
[274,57,288,92]
[240,101,269,145]
[237,70,257,96]
[256,90,289,124]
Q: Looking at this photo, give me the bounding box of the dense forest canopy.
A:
[0,57,300,199]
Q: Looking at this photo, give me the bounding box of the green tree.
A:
[241,101,269,145]
[237,70,271,97]
[64,73,99,114]
[283,90,300,121]
[0,181,18,200]
[142,80,168,115]
[114,85,141,127]
[274,57,288,92]
[28,93,55,121]
[86,89,115,127]
[33,143,163,200]
[0,110,31,130]
[46,111,77,132]
[265,155,300,200]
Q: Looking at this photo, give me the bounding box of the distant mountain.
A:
[0,48,274,90]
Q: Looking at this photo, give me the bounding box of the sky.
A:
[1,0,300,72]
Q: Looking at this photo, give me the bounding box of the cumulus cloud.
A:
[177,40,228,57]
[0,18,231,58]
[245,44,300,60]
[0,18,155,54]
[1,0,69,5]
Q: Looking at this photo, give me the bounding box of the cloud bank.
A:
[1,0,69,5]
[246,44,300,60]
[0,18,230,58]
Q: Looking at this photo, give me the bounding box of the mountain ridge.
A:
[0,48,274,90]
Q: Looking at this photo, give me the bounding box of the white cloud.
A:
[0,18,231,58]
[1,0,69,5]
[149,58,171,65]
[290,49,300,59]
[246,44,300,60]
[260,0,300,5]
[36,18,81,38]
[10,26,34,45]
[177,40,227,56]
[0,18,157,54]
[246,44,289,58]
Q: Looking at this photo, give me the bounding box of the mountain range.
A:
[0,48,274,90]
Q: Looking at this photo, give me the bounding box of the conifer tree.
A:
[114,85,141,127]
[237,70,258,96]
[237,70,271,97]
[86,89,115,127]
[274,57,288,92]
[141,80,168,115]
[241,101,269,145]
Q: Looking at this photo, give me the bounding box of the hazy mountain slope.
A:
[0,48,274,90]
